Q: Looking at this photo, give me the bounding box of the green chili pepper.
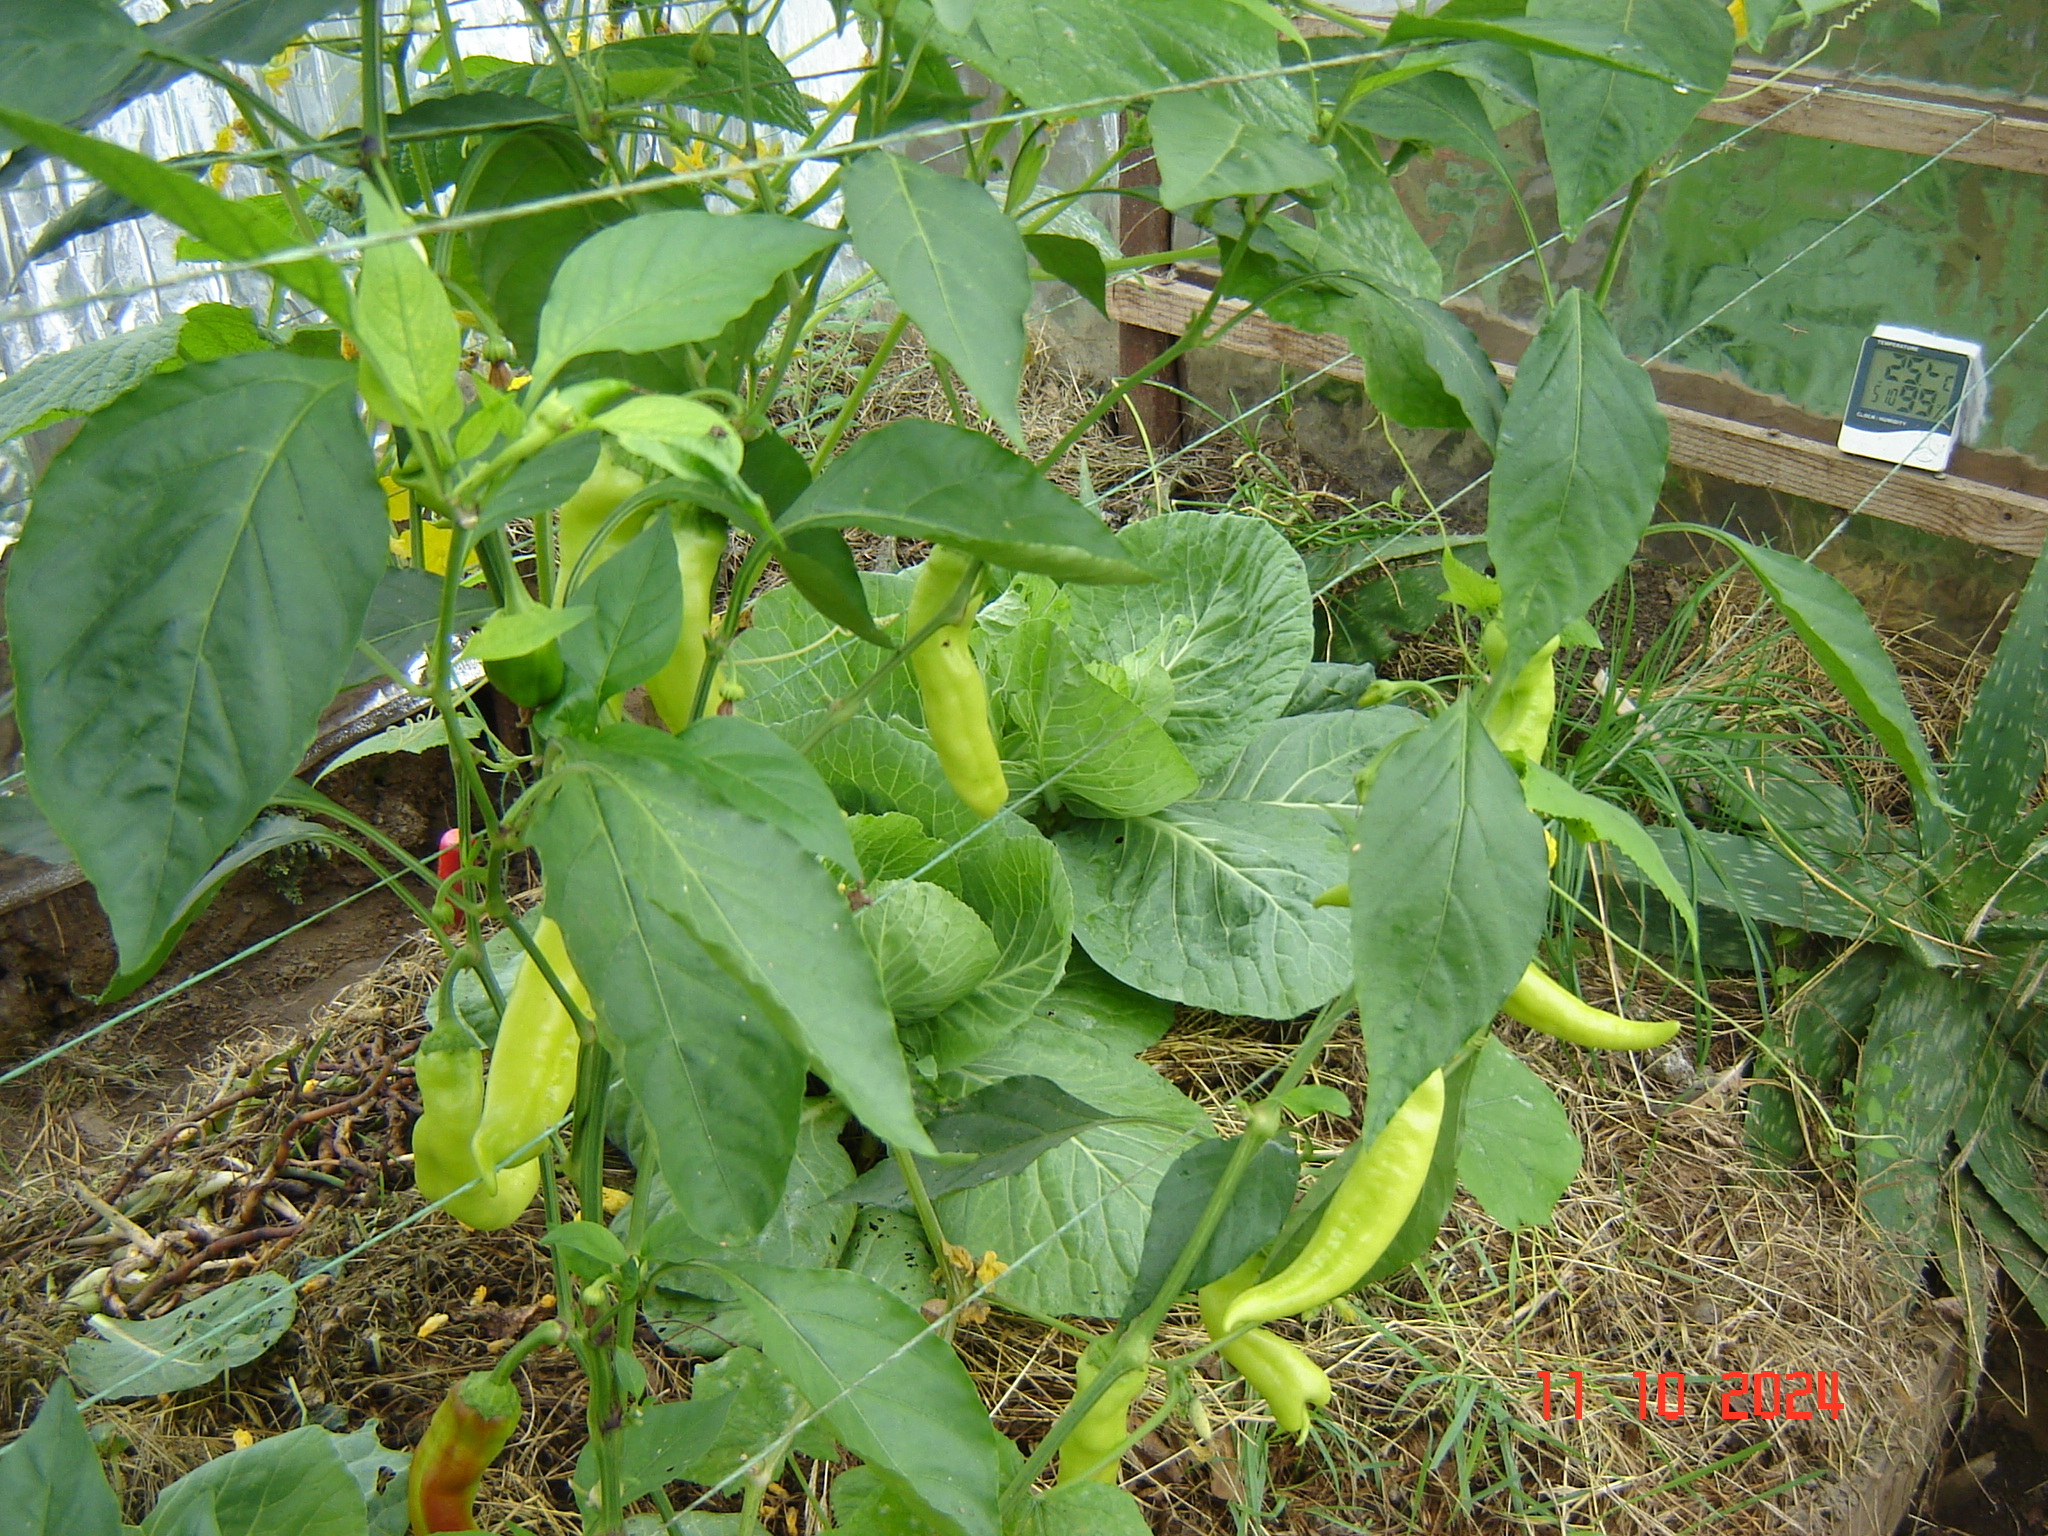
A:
[1480,621,1560,765]
[1504,963,1679,1050]
[408,1323,561,1534]
[1056,1340,1146,1485]
[907,547,1008,819]
[556,443,649,588]
[470,917,587,1196]
[1218,1071,1445,1333]
[478,585,566,709]
[1199,1258,1331,1434]
[643,509,728,731]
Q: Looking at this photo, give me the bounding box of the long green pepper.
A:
[1219,1071,1445,1334]
[411,992,539,1231]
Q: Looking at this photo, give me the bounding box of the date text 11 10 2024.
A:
[1534,1369,1845,1420]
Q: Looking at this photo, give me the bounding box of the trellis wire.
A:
[308,67,2003,935]
[0,41,1417,336]
[0,44,1994,1091]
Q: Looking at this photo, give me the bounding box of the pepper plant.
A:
[0,0,1919,1531]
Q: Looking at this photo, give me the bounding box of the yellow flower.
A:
[1727,0,1748,37]
[383,477,476,576]
[208,126,238,191]
[262,46,302,91]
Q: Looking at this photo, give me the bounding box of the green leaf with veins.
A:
[12,356,384,973]
[352,188,462,431]
[1149,87,1336,208]
[989,617,1198,818]
[1530,0,1733,232]
[68,1274,296,1400]
[531,210,837,390]
[0,321,180,442]
[636,1102,856,1300]
[0,1381,122,1536]
[720,1265,1008,1536]
[780,422,1145,584]
[1351,697,1549,1140]
[1063,512,1312,776]
[912,817,1076,1071]
[936,1011,1213,1317]
[142,1426,367,1536]
[728,572,921,737]
[952,0,1316,165]
[1057,710,1417,1018]
[843,152,1031,442]
[1456,1037,1581,1230]
[1488,289,1667,680]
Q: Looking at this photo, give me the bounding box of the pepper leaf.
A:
[531,210,838,392]
[1488,289,1666,680]
[0,1381,123,1536]
[1350,697,1549,1140]
[843,152,1030,444]
[0,106,352,322]
[719,1264,1008,1536]
[1455,1037,1581,1230]
[781,421,1145,584]
[11,355,385,975]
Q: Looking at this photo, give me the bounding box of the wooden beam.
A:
[1697,67,2048,178]
[1107,272,2048,557]
[1113,123,1184,451]
[1293,16,2048,175]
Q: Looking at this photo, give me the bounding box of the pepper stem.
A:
[488,1320,563,1384]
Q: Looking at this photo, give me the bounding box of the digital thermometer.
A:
[1837,323,1986,473]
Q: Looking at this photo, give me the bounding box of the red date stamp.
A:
[1536,1370,1844,1420]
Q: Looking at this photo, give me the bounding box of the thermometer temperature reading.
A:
[1837,324,1985,473]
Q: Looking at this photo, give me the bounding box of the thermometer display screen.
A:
[1838,326,1981,471]
[1857,345,1962,422]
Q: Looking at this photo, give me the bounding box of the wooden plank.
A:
[1293,16,2048,176]
[1107,273,2048,557]
[1697,68,2048,178]
[1114,123,1184,451]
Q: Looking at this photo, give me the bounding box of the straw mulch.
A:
[0,920,1953,1535]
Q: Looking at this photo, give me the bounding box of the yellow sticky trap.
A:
[1727,0,1748,37]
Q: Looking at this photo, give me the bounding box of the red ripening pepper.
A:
[408,1323,560,1534]
[431,829,463,933]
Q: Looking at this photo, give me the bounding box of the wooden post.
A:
[1115,119,1184,452]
